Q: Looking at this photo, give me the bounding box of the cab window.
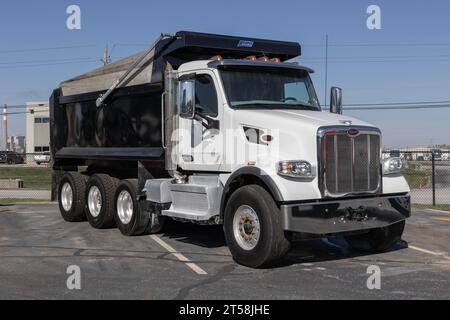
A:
[285,82,310,104]
[195,74,218,117]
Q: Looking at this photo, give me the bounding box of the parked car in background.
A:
[34,152,51,165]
[432,149,443,161]
[0,151,25,165]
[390,150,402,158]
[423,149,443,161]
[404,153,413,161]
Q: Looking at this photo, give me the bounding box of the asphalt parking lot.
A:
[0,204,449,300]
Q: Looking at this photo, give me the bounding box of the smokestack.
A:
[2,104,7,151]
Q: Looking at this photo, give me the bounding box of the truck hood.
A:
[234,109,374,129]
[233,109,379,163]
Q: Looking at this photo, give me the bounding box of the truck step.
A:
[162,208,217,222]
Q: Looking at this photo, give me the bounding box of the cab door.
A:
[178,71,223,172]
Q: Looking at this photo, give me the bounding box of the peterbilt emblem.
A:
[238,40,255,48]
[347,129,360,137]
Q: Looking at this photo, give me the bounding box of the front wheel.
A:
[345,221,406,252]
[224,185,291,268]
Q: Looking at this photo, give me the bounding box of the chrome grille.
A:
[319,127,381,197]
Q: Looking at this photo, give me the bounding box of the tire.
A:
[58,172,88,222]
[114,179,165,236]
[7,159,13,165]
[85,174,118,229]
[224,185,291,268]
[345,221,406,253]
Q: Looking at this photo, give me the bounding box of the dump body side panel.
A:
[51,85,165,164]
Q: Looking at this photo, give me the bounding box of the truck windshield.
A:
[220,68,321,111]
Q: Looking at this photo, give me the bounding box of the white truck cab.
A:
[154,57,411,267]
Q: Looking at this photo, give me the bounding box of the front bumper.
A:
[281,195,411,235]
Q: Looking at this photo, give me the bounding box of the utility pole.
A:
[2,104,7,151]
[324,34,329,107]
[102,45,111,66]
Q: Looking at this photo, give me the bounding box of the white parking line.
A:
[150,235,208,275]
[425,209,450,216]
[409,245,449,259]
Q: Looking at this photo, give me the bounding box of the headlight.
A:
[383,157,405,175]
[277,161,316,179]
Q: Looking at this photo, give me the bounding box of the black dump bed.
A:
[50,31,301,164]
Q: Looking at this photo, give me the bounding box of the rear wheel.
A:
[58,172,87,222]
[345,221,406,252]
[224,185,291,268]
[114,179,165,236]
[85,174,118,229]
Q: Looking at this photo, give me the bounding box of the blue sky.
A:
[0,0,449,148]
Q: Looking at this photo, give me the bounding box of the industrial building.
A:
[26,102,50,162]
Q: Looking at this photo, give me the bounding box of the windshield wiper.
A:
[284,103,320,110]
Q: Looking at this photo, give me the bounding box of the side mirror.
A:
[330,87,343,115]
[179,80,196,119]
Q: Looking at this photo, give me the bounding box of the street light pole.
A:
[324,34,329,107]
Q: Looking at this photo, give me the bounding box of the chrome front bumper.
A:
[281,195,411,235]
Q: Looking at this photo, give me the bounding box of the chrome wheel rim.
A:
[88,186,102,218]
[61,182,73,212]
[233,205,261,251]
[117,190,134,225]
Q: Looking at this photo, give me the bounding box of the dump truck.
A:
[51,31,411,268]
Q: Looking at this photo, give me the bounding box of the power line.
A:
[0,45,97,54]
[344,101,450,107]
[0,57,97,66]
[105,42,450,50]
[4,105,450,115]
[303,42,450,48]
[302,54,450,60]
[304,58,450,64]
[1,105,27,109]
[113,43,147,47]
[345,105,450,111]
[0,59,101,69]
[3,109,49,116]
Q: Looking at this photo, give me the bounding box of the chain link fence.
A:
[1,152,450,208]
[384,150,450,208]
[0,153,52,202]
